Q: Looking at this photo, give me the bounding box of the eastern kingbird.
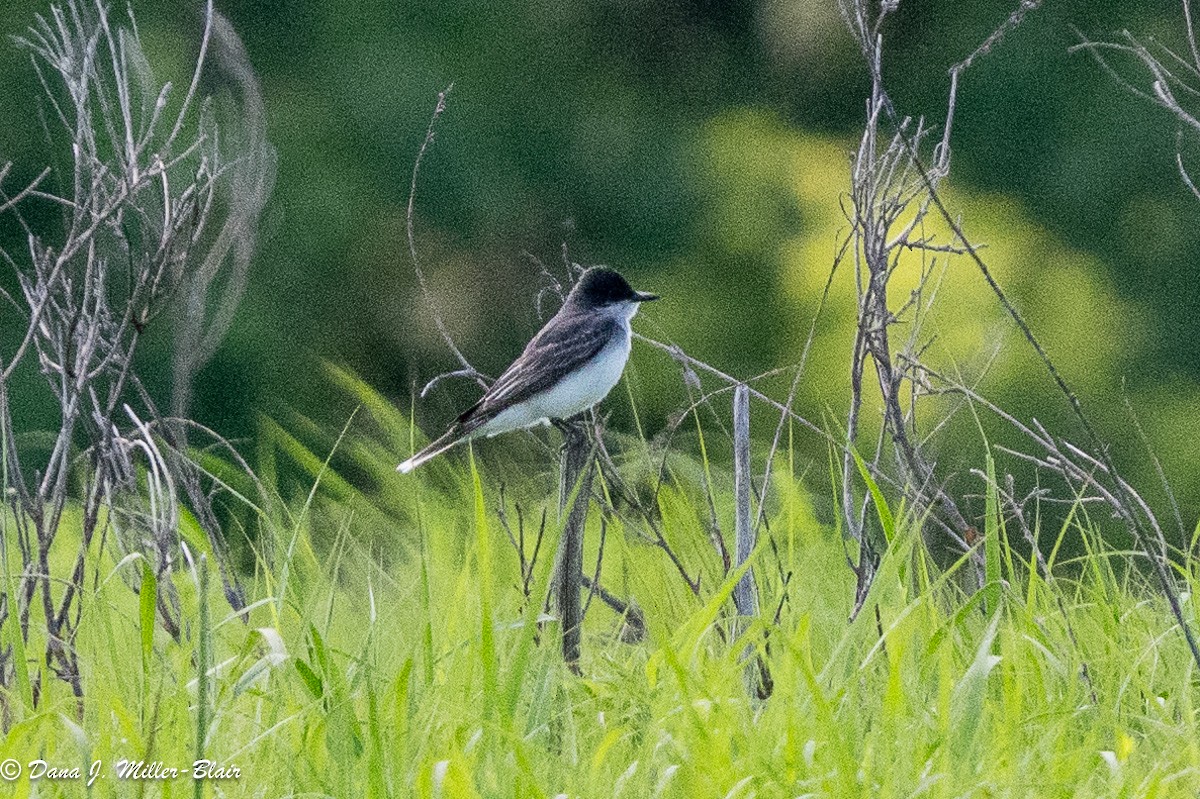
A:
[397,267,659,473]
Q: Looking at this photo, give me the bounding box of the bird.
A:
[397,267,659,473]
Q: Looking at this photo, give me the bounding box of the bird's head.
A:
[568,267,660,311]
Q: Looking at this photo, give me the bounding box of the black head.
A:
[568,267,660,310]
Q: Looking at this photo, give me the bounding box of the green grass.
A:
[3,372,1200,798]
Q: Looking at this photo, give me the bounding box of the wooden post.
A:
[555,421,593,673]
[732,384,772,698]
[732,384,757,620]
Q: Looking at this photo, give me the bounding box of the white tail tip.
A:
[396,430,464,474]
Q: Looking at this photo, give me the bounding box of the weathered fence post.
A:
[732,384,757,621]
[732,384,772,698]
[555,420,594,673]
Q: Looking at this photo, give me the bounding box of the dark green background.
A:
[2,1,1197,520]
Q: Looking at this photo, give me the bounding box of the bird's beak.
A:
[633,291,660,303]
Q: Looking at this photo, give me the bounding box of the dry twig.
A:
[0,0,272,703]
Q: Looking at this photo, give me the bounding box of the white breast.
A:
[533,331,631,419]
[478,304,636,437]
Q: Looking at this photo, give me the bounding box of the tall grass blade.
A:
[983,452,1003,613]
[950,610,1002,762]
[851,448,895,545]
[468,446,499,728]
[194,555,210,799]
[139,560,157,702]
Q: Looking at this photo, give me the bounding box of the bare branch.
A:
[404,85,488,392]
[0,0,269,700]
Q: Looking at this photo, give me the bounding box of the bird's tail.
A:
[396,427,467,473]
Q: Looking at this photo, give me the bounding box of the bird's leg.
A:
[551,417,574,442]
[552,415,590,452]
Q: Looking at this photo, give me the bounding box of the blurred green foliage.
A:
[2,0,1199,518]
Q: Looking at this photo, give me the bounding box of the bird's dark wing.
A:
[456,309,620,430]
